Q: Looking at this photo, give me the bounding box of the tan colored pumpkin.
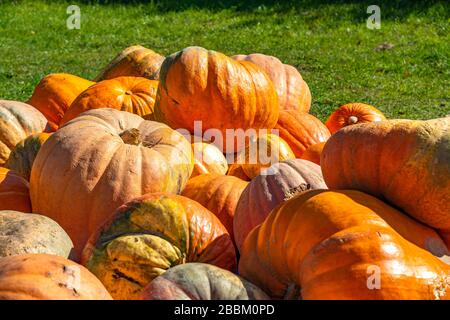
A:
[153,46,279,152]
[27,73,94,131]
[30,108,194,261]
[0,100,47,165]
[321,118,450,249]
[233,53,311,112]
[5,132,52,181]
[0,254,112,300]
[0,210,73,258]
[239,190,450,299]
[191,141,228,177]
[95,45,165,81]
[61,76,159,125]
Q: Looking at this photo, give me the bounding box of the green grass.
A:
[0,0,448,120]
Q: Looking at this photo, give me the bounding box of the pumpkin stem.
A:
[284,183,311,201]
[348,116,358,124]
[120,128,141,145]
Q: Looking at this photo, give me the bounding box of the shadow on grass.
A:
[68,0,448,20]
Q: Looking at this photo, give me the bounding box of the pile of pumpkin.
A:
[0,45,449,300]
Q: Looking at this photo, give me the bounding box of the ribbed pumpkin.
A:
[0,100,47,165]
[299,141,326,166]
[181,174,249,241]
[0,254,112,300]
[239,190,450,299]
[141,263,269,300]
[5,133,51,181]
[95,45,165,81]
[235,133,295,179]
[61,76,159,125]
[325,103,386,134]
[82,193,237,300]
[233,159,327,251]
[275,110,330,157]
[153,46,279,152]
[321,118,450,248]
[191,141,228,177]
[27,73,94,131]
[0,210,73,258]
[30,109,194,260]
[0,168,31,212]
[233,53,311,112]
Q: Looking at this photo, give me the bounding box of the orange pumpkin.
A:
[227,163,251,181]
[234,159,327,251]
[0,254,112,300]
[235,133,295,179]
[325,103,386,134]
[239,190,450,299]
[191,141,228,177]
[27,73,94,131]
[30,109,194,261]
[274,110,330,157]
[0,100,48,165]
[321,117,450,248]
[95,45,165,81]
[5,132,52,181]
[181,174,249,241]
[153,46,279,152]
[82,193,236,300]
[0,168,31,212]
[233,53,311,112]
[61,76,159,125]
[299,141,326,166]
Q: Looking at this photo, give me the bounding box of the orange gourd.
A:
[239,190,450,299]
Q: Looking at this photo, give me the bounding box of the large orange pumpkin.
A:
[191,141,228,177]
[181,174,248,241]
[5,132,51,181]
[82,193,237,300]
[233,159,327,251]
[239,190,450,299]
[141,263,269,300]
[274,110,330,157]
[299,141,326,166]
[0,254,112,300]
[233,53,311,112]
[325,103,386,134]
[30,108,194,260]
[153,46,279,152]
[0,168,31,212]
[95,45,165,81]
[321,118,450,248]
[27,73,94,131]
[61,76,159,124]
[0,100,48,165]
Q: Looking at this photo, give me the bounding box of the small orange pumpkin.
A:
[325,103,386,134]
[191,141,228,177]
[299,141,326,166]
[61,76,158,125]
[0,168,31,212]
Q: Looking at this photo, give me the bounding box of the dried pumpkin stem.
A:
[120,128,141,145]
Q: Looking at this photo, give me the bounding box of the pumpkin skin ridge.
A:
[239,189,450,299]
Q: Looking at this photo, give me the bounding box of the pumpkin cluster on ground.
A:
[0,44,448,300]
